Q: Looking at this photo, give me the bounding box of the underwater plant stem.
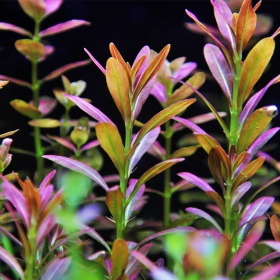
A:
[25,225,37,280]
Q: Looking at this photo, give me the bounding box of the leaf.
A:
[0,75,31,87]
[194,133,221,154]
[96,122,125,173]
[84,48,106,75]
[212,146,231,182]
[204,44,232,102]
[132,44,170,103]
[238,37,275,106]
[106,186,124,222]
[270,215,280,242]
[65,95,114,124]
[0,22,32,37]
[0,130,19,138]
[10,99,41,119]
[128,127,160,174]
[236,0,257,53]
[15,39,45,61]
[186,207,223,232]
[232,156,265,192]
[48,135,76,152]
[238,106,278,153]
[231,182,252,207]
[18,0,45,21]
[40,20,91,37]
[41,258,71,280]
[28,118,61,128]
[41,59,91,82]
[166,72,205,106]
[106,57,131,121]
[134,99,196,146]
[43,155,109,191]
[127,158,184,205]
[170,146,200,159]
[111,239,129,280]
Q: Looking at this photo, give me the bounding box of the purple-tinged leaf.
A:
[18,0,45,21]
[40,20,91,37]
[0,247,24,279]
[230,221,265,271]
[40,184,54,210]
[1,175,29,228]
[211,0,235,51]
[150,82,167,104]
[262,240,280,253]
[45,0,63,17]
[0,75,31,87]
[231,182,251,207]
[125,180,145,223]
[36,215,56,248]
[0,22,32,37]
[41,59,91,82]
[239,74,280,127]
[204,44,232,102]
[65,95,114,125]
[173,116,206,134]
[178,172,225,212]
[87,250,106,261]
[43,155,109,191]
[251,260,280,280]
[173,62,197,81]
[129,127,160,174]
[41,258,71,280]
[131,251,177,280]
[233,151,251,177]
[84,48,106,75]
[0,227,22,247]
[48,135,76,152]
[80,139,99,152]
[147,140,166,160]
[247,127,280,158]
[186,207,223,232]
[132,46,150,84]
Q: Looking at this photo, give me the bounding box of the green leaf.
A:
[134,99,196,146]
[95,122,125,173]
[106,57,131,121]
[10,99,41,119]
[15,39,45,61]
[237,106,277,153]
[106,186,124,222]
[238,37,275,106]
[111,239,129,280]
[28,118,61,128]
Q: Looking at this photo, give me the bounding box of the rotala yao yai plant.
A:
[1,0,280,279]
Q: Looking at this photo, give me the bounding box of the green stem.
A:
[25,224,37,280]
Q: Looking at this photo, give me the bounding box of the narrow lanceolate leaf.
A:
[238,37,275,106]
[134,99,196,146]
[170,146,200,159]
[111,239,129,280]
[41,258,71,280]
[0,22,32,37]
[232,156,265,192]
[178,172,225,213]
[106,57,131,121]
[0,247,24,279]
[204,44,232,102]
[43,155,109,191]
[95,122,125,173]
[65,95,114,124]
[237,106,278,153]
[127,159,184,205]
[166,72,205,106]
[128,127,160,174]
[132,44,170,103]
[186,207,223,233]
[106,186,124,222]
[0,75,30,87]
[270,215,280,242]
[231,182,252,207]
[194,133,221,154]
[236,0,256,53]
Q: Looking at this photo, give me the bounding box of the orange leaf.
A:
[28,118,61,128]
[10,99,41,119]
[106,186,124,222]
[194,133,221,154]
[15,39,45,62]
[270,215,280,241]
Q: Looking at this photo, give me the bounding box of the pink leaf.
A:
[0,22,32,37]
[45,0,63,17]
[41,258,71,280]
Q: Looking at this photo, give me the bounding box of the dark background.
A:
[0,1,280,217]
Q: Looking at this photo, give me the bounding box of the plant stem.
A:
[25,224,37,280]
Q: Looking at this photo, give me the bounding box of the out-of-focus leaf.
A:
[0,75,30,87]
[0,246,24,279]
[238,37,275,106]
[0,130,19,138]
[106,186,124,222]
[173,61,197,81]
[170,146,200,159]
[10,99,41,119]
[236,0,256,53]
[0,22,32,37]
[111,239,129,280]
[28,118,61,128]
[194,133,221,154]
[18,0,45,21]
[166,72,205,106]
[106,57,131,121]
[251,260,280,280]
[42,59,91,82]
[96,122,125,173]
[132,44,170,103]
[15,39,45,61]
[41,258,71,280]
[204,44,232,102]
[238,105,278,153]
[43,155,109,191]
[134,99,196,146]
[40,20,90,37]
[65,95,114,125]
[48,135,76,152]
[270,215,280,242]
[45,0,63,17]
[129,127,160,174]
[232,156,265,192]
[186,207,223,232]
